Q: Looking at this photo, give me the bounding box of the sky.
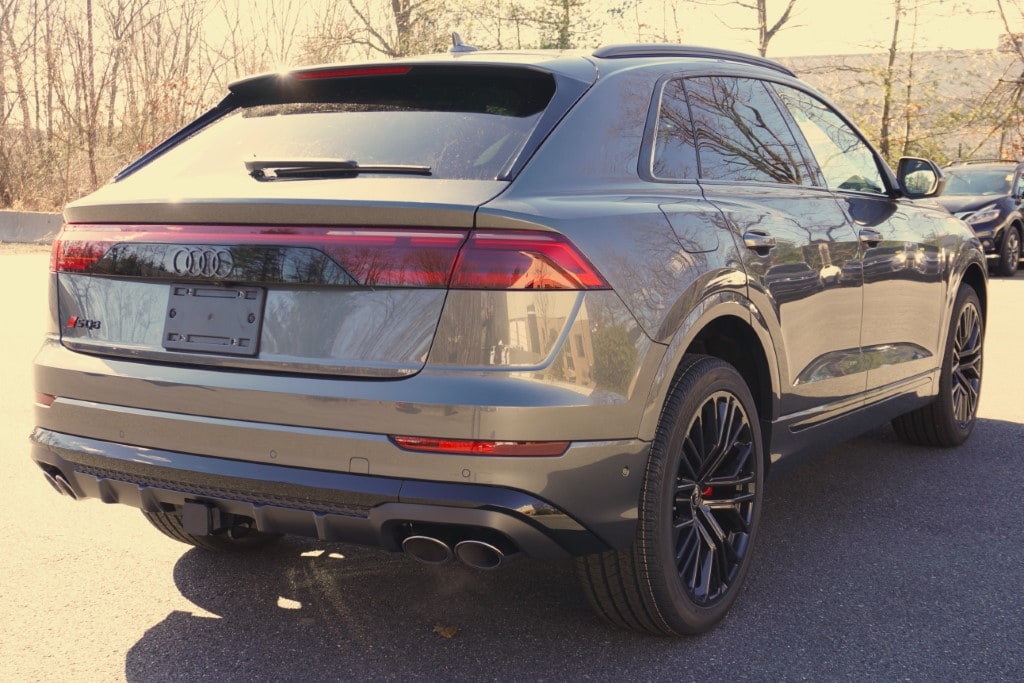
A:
[602,0,1019,57]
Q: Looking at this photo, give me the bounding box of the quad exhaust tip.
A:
[401,535,511,570]
[401,535,453,564]
[42,470,79,500]
[454,540,505,570]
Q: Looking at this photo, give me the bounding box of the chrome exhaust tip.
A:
[454,540,505,570]
[401,535,453,564]
[42,471,78,500]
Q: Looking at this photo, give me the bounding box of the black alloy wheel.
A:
[893,284,983,446]
[576,355,763,635]
[950,294,983,429]
[671,389,758,605]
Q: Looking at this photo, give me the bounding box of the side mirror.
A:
[896,157,946,198]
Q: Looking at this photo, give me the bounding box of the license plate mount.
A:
[162,284,265,356]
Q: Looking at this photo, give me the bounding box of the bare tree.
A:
[531,0,599,49]
[453,0,533,49]
[995,0,1024,157]
[300,3,358,64]
[693,0,799,56]
[877,0,903,160]
[341,0,446,58]
[749,0,798,56]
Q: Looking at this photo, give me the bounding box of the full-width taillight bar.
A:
[51,224,609,291]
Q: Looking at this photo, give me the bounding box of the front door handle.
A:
[743,231,776,253]
[859,228,883,247]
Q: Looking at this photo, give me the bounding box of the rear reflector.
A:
[52,224,608,291]
[35,392,56,407]
[390,436,569,457]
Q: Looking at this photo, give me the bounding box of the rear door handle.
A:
[859,228,883,247]
[742,231,776,252]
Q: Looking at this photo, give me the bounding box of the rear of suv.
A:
[938,159,1024,276]
[32,45,986,636]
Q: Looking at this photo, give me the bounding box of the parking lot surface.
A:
[2,249,1022,681]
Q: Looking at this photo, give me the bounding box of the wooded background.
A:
[1,0,1022,211]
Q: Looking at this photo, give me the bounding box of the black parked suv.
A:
[938,159,1024,276]
[33,44,987,636]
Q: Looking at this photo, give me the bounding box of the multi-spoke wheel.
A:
[670,389,758,606]
[577,355,763,635]
[893,284,984,446]
[995,226,1020,277]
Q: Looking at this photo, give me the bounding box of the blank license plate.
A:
[163,284,265,356]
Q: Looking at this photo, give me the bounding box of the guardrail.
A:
[0,211,62,243]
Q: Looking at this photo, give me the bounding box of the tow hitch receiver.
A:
[182,500,223,536]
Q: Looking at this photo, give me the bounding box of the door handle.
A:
[743,231,776,252]
[859,228,883,247]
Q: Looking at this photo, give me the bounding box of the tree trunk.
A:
[879,0,902,161]
[391,0,412,56]
[758,0,798,58]
[85,0,98,186]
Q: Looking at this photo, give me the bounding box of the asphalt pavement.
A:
[2,249,1022,682]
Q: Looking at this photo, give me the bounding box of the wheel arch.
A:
[959,261,988,323]
[1000,218,1022,246]
[638,294,779,469]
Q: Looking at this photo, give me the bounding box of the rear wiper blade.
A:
[246,159,432,180]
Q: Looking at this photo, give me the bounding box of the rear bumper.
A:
[31,428,647,558]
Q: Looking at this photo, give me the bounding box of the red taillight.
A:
[390,436,569,457]
[293,65,411,80]
[449,231,609,290]
[52,224,127,273]
[51,224,608,291]
[35,392,56,407]
[320,229,465,287]
[51,238,114,273]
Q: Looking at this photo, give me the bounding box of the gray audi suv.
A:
[32,44,987,635]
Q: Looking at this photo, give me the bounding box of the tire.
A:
[995,225,1020,277]
[576,355,764,635]
[142,507,282,552]
[892,284,983,447]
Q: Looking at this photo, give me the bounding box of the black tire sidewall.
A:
[998,226,1020,276]
[935,285,984,444]
[640,357,765,634]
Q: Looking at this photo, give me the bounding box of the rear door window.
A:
[672,76,811,185]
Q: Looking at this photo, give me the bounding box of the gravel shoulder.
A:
[0,242,51,255]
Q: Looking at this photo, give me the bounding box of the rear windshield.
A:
[125,68,557,183]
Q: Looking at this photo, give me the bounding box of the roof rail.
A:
[947,158,1019,166]
[592,44,795,77]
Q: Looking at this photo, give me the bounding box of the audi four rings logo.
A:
[171,247,234,278]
